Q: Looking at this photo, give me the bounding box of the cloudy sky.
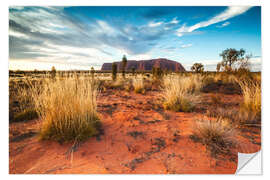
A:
[9,6,261,71]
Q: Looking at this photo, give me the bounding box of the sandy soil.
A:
[9,90,261,174]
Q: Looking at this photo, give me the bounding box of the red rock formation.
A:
[101,58,186,72]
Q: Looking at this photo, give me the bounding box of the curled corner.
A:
[235,150,262,175]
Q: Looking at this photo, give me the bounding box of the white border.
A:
[2,0,270,180]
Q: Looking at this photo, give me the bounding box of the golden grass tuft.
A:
[162,75,201,112]
[192,117,237,157]
[237,79,261,116]
[29,77,101,142]
[206,107,260,126]
[132,78,145,94]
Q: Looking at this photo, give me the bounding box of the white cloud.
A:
[216,21,231,28]
[170,17,179,24]
[176,6,251,37]
[148,21,163,27]
[96,20,117,35]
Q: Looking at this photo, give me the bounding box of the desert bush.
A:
[191,63,204,73]
[112,62,117,81]
[122,55,127,78]
[51,66,56,79]
[237,79,261,116]
[29,77,101,142]
[132,78,145,94]
[11,78,43,115]
[106,79,124,89]
[162,77,200,112]
[192,117,237,157]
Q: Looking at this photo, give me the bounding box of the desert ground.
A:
[9,71,261,174]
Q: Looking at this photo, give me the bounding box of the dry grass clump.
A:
[104,79,124,89]
[9,78,41,122]
[162,76,201,112]
[132,78,145,94]
[29,77,101,142]
[214,73,237,84]
[253,73,261,83]
[164,74,203,93]
[237,79,261,116]
[206,107,260,126]
[192,117,237,157]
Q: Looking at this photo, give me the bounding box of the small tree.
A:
[112,62,117,81]
[90,67,95,79]
[121,55,127,78]
[219,48,245,71]
[238,54,251,72]
[191,63,204,73]
[51,66,56,78]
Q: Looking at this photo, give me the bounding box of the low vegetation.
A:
[28,77,101,142]
[206,108,259,126]
[237,79,261,116]
[192,117,237,157]
[132,78,145,94]
[162,75,201,112]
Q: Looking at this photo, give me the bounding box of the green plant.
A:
[219,48,251,72]
[122,55,127,78]
[191,63,204,73]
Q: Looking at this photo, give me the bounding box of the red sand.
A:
[9,91,261,174]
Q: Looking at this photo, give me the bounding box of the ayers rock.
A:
[101,58,186,72]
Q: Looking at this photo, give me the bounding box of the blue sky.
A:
[9,6,261,71]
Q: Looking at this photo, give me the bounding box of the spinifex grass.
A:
[237,79,261,117]
[132,78,145,94]
[192,117,237,157]
[162,75,201,112]
[29,76,101,142]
